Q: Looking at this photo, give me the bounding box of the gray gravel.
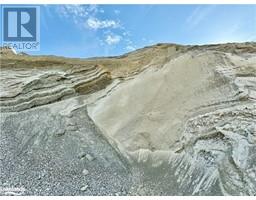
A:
[0,103,136,195]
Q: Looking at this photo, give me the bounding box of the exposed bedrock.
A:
[1,43,256,195]
[0,65,111,112]
[87,49,256,195]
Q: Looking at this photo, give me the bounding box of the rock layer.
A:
[0,65,111,112]
[0,43,256,195]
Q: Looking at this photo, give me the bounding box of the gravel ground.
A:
[0,101,137,195]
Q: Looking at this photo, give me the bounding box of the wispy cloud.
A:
[186,5,216,29]
[86,17,120,30]
[99,8,105,13]
[203,21,255,44]
[126,45,136,51]
[105,34,122,45]
[114,9,121,15]
[246,34,256,41]
[142,37,154,44]
[56,5,114,25]
[54,5,135,52]
[56,5,121,31]
[56,5,92,24]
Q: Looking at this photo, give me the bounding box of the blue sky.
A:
[4,5,256,58]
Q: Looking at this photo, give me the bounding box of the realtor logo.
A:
[2,6,40,51]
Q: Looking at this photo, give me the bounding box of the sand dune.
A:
[1,43,256,195]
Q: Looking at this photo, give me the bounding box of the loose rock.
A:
[85,154,94,161]
[80,185,88,192]
[82,169,89,176]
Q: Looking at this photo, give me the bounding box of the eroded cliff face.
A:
[0,43,256,195]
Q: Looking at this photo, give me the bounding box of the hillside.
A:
[0,43,256,195]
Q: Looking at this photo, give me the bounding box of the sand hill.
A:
[0,43,256,195]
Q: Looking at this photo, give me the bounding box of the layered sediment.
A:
[0,43,255,195]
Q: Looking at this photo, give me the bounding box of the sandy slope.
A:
[87,45,256,195]
[87,51,237,151]
[0,43,256,195]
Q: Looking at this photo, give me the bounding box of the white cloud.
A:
[122,31,131,37]
[56,5,121,31]
[114,9,121,15]
[202,22,255,44]
[55,5,135,50]
[57,5,88,19]
[56,5,100,25]
[126,45,136,51]
[86,17,120,30]
[105,34,122,45]
[86,5,98,14]
[141,37,154,44]
[186,5,216,29]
